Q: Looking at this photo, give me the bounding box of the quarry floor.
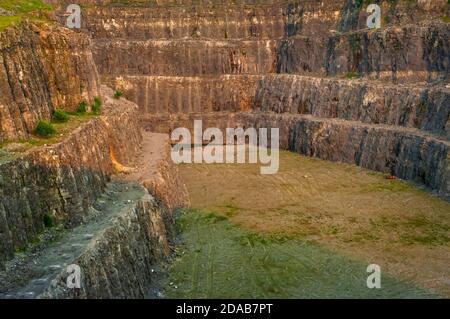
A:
[160,151,450,298]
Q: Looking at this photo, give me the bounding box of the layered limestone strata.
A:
[93,39,277,76]
[93,21,450,81]
[0,23,100,142]
[83,1,449,82]
[77,0,449,197]
[142,112,450,199]
[0,183,170,298]
[51,0,447,40]
[106,75,449,137]
[80,1,344,40]
[0,133,189,299]
[0,86,142,268]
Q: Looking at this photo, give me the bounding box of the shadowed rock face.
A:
[0,86,142,268]
[0,23,100,143]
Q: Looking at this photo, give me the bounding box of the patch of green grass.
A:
[43,214,54,228]
[34,120,56,137]
[113,90,123,99]
[15,245,27,253]
[52,109,69,123]
[163,210,437,298]
[91,97,102,115]
[361,180,412,192]
[344,71,361,79]
[76,101,88,114]
[442,16,450,23]
[0,0,52,32]
[217,203,240,217]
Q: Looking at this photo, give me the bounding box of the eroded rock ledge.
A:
[142,112,450,200]
[0,23,100,142]
[0,86,141,267]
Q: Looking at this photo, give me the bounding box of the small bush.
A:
[345,71,360,79]
[43,214,54,228]
[52,109,69,123]
[91,96,102,115]
[77,101,88,114]
[113,90,123,99]
[35,121,56,137]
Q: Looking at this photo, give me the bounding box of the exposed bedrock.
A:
[93,39,277,76]
[92,23,449,81]
[0,23,100,143]
[0,132,189,298]
[0,86,142,268]
[279,21,450,82]
[105,74,449,137]
[83,1,449,82]
[50,0,447,40]
[80,1,344,40]
[142,112,450,200]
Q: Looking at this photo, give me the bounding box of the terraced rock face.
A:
[0,0,446,298]
[72,0,449,197]
[0,86,142,268]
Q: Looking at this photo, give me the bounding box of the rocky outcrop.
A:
[0,86,142,268]
[0,23,100,143]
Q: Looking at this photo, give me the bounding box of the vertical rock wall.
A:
[0,23,100,143]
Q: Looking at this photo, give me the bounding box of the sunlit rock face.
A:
[65,0,448,198]
[0,23,100,143]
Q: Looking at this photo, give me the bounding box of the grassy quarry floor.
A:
[161,151,449,298]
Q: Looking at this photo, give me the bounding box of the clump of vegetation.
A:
[91,96,102,114]
[113,90,123,99]
[0,0,52,32]
[35,120,56,137]
[442,16,450,23]
[42,213,54,228]
[345,71,361,79]
[76,101,88,114]
[52,109,69,123]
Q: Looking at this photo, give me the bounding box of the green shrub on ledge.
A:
[91,96,102,115]
[113,90,123,99]
[76,101,88,114]
[52,109,69,123]
[35,120,56,137]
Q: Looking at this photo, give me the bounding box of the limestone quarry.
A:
[0,0,449,300]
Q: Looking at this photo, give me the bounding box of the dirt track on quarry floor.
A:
[170,151,450,297]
